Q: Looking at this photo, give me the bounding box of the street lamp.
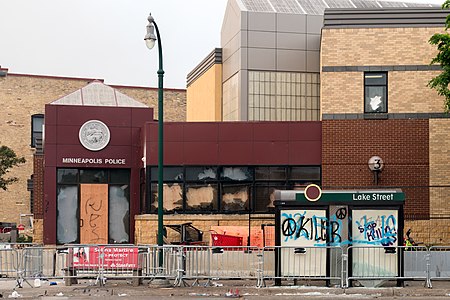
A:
[145,13,165,261]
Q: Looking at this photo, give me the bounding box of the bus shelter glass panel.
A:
[351,209,399,277]
[280,209,327,276]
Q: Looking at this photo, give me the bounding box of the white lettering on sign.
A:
[62,158,126,165]
[352,193,394,201]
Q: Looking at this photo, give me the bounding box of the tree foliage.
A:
[429,0,450,112]
[0,146,26,191]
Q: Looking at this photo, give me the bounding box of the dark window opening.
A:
[31,114,44,148]
[364,72,387,113]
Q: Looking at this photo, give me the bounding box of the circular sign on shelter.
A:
[17,224,25,231]
[304,184,322,202]
[79,120,110,151]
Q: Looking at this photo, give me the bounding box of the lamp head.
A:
[144,13,157,50]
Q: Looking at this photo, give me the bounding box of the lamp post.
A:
[145,13,165,266]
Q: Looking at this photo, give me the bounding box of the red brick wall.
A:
[33,154,44,219]
[322,119,429,219]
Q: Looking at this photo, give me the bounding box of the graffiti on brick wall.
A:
[280,209,398,247]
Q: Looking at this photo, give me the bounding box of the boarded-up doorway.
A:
[80,184,108,244]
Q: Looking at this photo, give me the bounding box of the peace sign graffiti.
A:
[281,218,297,237]
[336,207,347,220]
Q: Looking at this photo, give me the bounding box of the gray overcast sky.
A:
[0,0,445,89]
[0,0,227,89]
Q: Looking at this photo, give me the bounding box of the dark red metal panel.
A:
[44,125,57,145]
[288,122,322,141]
[184,142,219,164]
[44,144,57,167]
[164,142,186,165]
[165,123,184,142]
[43,167,56,245]
[253,141,289,164]
[183,123,218,142]
[289,141,322,165]
[131,107,154,127]
[253,122,289,141]
[218,122,253,141]
[44,104,57,126]
[218,141,254,165]
[56,105,132,127]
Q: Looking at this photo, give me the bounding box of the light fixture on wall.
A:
[368,156,384,185]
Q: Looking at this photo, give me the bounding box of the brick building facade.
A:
[320,9,450,244]
[0,68,186,233]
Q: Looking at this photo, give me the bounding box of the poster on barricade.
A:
[73,246,138,269]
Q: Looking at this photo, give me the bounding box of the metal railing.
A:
[2,243,450,288]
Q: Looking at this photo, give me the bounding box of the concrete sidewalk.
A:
[0,279,449,299]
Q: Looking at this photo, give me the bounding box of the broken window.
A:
[255,184,286,212]
[185,184,218,211]
[290,166,321,181]
[151,183,183,212]
[186,167,217,181]
[221,167,253,181]
[109,185,130,244]
[57,186,78,244]
[221,184,250,211]
[150,167,184,181]
[255,167,287,180]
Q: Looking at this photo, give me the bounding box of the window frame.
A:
[364,72,388,114]
[31,114,44,148]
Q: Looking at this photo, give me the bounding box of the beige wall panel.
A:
[187,65,222,121]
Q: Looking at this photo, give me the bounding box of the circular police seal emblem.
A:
[79,120,110,151]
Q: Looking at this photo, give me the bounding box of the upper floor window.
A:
[364,73,387,113]
[31,114,44,148]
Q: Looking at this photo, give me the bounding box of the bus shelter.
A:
[274,186,405,286]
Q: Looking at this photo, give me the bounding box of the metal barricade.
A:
[345,245,429,288]
[21,246,68,279]
[177,246,261,286]
[428,246,450,288]
[261,246,343,287]
[0,247,19,280]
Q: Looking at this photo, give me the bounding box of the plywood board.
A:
[80,184,108,244]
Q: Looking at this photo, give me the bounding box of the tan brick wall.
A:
[135,214,273,245]
[321,27,442,66]
[429,120,450,217]
[321,72,363,114]
[0,73,186,227]
[405,220,450,245]
[321,27,445,115]
[33,218,44,244]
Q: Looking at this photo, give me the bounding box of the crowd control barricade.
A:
[0,246,19,281]
[176,246,261,286]
[21,245,69,282]
[141,245,179,282]
[428,246,450,288]
[345,245,428,288]
[263,246,343,287]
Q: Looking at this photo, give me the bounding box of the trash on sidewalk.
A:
[225,288,241,298]
[56,292,64,297]
[118,293,128,297]
[8,291,21,298]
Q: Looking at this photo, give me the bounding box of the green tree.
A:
[429,0,450,112]
[0,145,26,190]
